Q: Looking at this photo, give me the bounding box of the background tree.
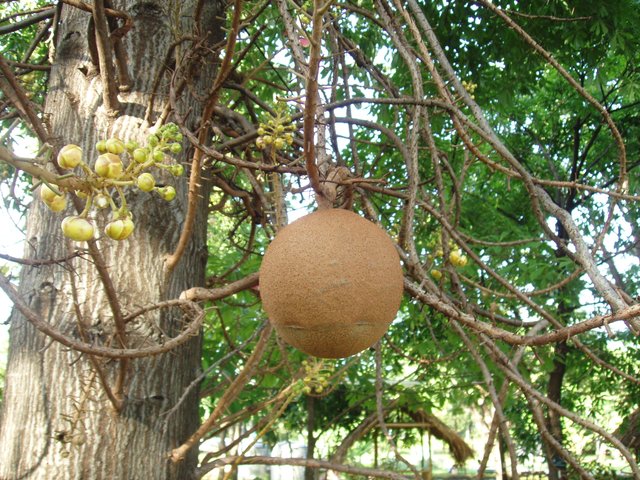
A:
[1,1,639,479]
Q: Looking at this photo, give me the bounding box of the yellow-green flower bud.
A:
[94,153,123,178]
[136,173,155,192]
[57,144,83,169]
[96,140,107,153]
[61,216,95,241]
[46,194,67,212]
[105,138,125,155]
[132,148,149,163]
[125,140,139,152]
[94,193,110,209]
[161,186,176,201]
[152,150,164,162]
[39,184,60,203]
[105,217,134,240]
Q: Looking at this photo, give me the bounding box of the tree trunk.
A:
[305,395,318,480]
[545,340,569,480]
[0,1,224,478]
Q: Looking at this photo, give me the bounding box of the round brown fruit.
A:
[259,208,404,358]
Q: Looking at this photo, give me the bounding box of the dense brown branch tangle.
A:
[0,0,639,478]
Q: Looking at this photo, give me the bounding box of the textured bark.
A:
[0,1,224,478]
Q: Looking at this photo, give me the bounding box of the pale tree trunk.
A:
[0,1,224,478]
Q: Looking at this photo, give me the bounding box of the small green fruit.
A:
[136,173,156,192]
[105,217,134,240]
[95,153,123,178]
[171,164,184,176]
[169,143,182,154]
[61,216,95,241]
[57,144,83,169]
[105,138,125,155]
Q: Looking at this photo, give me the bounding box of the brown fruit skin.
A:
[259,208,404,358]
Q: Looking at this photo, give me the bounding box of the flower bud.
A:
[105,217,135,240]
[132,148,149,163]
[95,140,107,153]
[105,138,125,155]
[39,184,60,203]
[161,186,176,201]
[152,150,164,162]
[61,216,95,241]
[136,173,156,192]
[94,153,123,178]
[57,144,83,169]
[125,140,139,152]
[94,193,110,209]
[171,164,184,176]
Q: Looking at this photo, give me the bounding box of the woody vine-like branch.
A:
[303,0,334,209]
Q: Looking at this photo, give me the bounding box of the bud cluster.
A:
[427,237,469,281]
[299,359,333,395]
[255,112,296,151]
[39,123,184,242]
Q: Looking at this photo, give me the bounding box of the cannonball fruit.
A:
[259,208,404,358]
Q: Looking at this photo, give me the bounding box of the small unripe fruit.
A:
[105,138,125,155]
[132,148,149,163]
[171,164,184,176]
[136,173,155,192]
[105,217,134,240]
[169,143,182,154]
[160,186,176,201]
[274,138,285,150]
[95,153,123,178]
[431,269,443,280]
[61,216,95,241]
[57,144,83,169]
[148,134,159,147]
